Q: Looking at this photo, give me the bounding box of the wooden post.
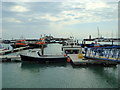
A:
[112,40,114,46]
[41,45,44,55]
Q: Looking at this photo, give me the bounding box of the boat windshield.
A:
[65,50,79,54]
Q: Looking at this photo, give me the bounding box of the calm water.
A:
[2,44,119,88]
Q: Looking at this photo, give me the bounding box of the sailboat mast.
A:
[97,27,100,39]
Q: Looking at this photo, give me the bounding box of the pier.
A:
[68,54,117,66]
[0,55,21,62]
[0,46,29,55]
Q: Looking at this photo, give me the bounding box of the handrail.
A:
[85,46,120,62]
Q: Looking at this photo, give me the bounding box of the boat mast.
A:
[97,27,100,39]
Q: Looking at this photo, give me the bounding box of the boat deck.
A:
[68,54,86,63]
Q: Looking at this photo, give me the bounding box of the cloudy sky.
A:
[1,0,119,39]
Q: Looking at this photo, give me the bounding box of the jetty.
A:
[0,55,21,62]
[61,37,118,66]
[0,46,29,55]
[68,54,117,66]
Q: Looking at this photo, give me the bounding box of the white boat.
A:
[62,37,83,54]
[0,44,5,51]
[0,44,13,51]
[62,37,84,63]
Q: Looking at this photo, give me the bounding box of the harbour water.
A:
[1,44,119,88]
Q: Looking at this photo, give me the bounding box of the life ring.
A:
[67,57,71,62]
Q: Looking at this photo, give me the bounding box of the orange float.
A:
[16,43,27,45]
[67,57,71,62]
[35,42,45,45]
[64,54,66,56]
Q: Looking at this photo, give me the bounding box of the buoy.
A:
[78,53,84,59]
[64,54,66,56]
[67,57,71,62]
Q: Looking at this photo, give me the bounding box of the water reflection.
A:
[88,66,118,87]
[20,62,67,73]
[72,65,118,88]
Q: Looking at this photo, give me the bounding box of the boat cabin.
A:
[62,47,83,54]
[63,38,79,46]
[62,37,83,54]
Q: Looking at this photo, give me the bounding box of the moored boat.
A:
[11,40,28,48]
[20,54,67,63]
[62,37,84,63]
[62,37,82,54]
[28,38,47,48]
[0,44,5,51]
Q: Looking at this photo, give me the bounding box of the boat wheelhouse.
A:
[62,37,83,54]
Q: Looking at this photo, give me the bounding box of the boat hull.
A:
[28,43,47,48]
[20,55,67,63]
[11,45,28,48]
